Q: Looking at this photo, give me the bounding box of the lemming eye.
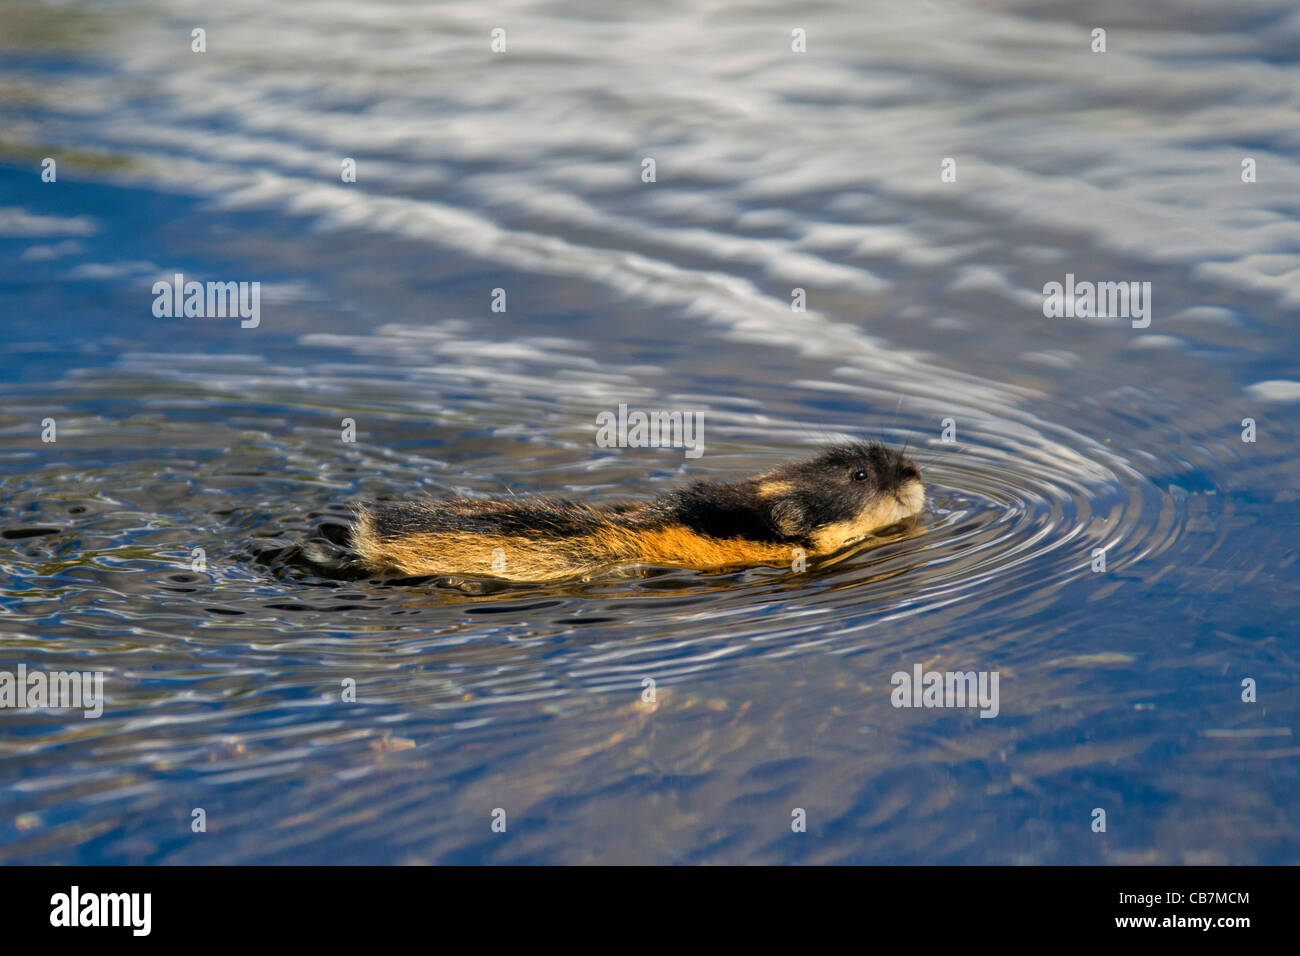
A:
[852,469,868,482]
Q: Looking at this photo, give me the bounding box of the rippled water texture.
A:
[0,0,1297,864]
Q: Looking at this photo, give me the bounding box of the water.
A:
[0,0,1297,864]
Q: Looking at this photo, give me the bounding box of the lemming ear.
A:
[769,498,805,538]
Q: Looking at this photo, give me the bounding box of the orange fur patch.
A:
[352,511,799,582]
[630,525,795,570]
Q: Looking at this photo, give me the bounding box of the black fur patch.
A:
[654,480,786,542]
[367,498,615,540]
